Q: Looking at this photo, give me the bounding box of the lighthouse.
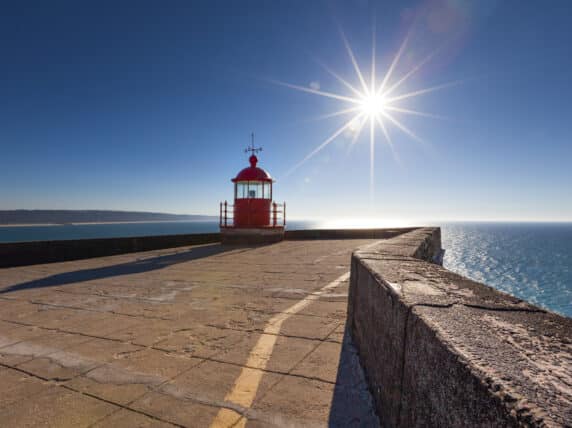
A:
[220,137,286,244]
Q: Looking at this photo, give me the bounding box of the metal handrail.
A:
[219,200,286,228]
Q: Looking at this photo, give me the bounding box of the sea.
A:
[1,221,570,318]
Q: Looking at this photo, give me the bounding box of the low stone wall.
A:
[284,227,416,241]
[0,227,416,268]
[221,227,285,245]
[348,227,572,427]
[0,233,221,268]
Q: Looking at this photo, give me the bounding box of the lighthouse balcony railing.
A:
[219,201,286,228]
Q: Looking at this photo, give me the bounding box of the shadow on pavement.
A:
[1,243,231,294]
[328,325,380,427]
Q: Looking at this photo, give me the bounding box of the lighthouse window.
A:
[236,182,268,199]
[263,182,271,199]
[236,183,250,199]
[248,182,263,198]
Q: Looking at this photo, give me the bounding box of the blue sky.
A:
[1,1,571,222]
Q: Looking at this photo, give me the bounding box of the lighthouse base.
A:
[220,227,284,245]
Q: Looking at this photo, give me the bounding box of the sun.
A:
[360,94,387,117]
[271,27,459,200]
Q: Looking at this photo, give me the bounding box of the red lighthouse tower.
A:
[220,137,286,244]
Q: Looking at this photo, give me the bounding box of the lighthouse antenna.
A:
[244,132,263,155]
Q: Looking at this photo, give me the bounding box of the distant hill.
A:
[0,210,216,225]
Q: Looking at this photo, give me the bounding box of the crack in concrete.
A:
[8,297,171,321]
[54,288,188,304]
[409,301,548,314]
[158,385,249,425]
[208,355,339,386]
[461,303,546,313]
[225,305,346,320]
[3,347,199,427]
[206,323,343,344]
[0,318,133,344]
[68,384,185,428]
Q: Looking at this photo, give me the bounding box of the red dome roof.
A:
[232,155,274,183]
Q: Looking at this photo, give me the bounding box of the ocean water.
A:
[1,221,570,317]
[442,223,572,317]
[0,221,222,243]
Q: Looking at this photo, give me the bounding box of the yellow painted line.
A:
[209,271,351,428]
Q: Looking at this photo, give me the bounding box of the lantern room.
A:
[232,154,273,227]
[220,141,285,244]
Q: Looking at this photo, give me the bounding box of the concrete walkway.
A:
[0,239,380,427]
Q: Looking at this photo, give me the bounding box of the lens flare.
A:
[273,25,458,200]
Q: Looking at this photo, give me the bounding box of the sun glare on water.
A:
[273,26,460,200]
[320,217,418,229]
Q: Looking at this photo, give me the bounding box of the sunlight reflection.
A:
[319,217,419,229]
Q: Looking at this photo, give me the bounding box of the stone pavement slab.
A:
[92,408,176,428]
[0,385,118,427]
[0,239,380,427]
[0,367,53,409]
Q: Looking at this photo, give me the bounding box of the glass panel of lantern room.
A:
[263,182,271,199]
[248,182,263,198]
[236,183,247,199]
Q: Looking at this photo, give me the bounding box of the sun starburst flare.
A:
[275,28,460,200]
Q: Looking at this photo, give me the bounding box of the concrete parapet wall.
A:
[284,227,416,241]
[0,233,221,268]
[0,227,416,268]
[348,227,572,427]
[221,227,284,245]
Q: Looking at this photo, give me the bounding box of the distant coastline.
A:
[0,210,217,226]
[0,223,60,227]
[0,220,218,227]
